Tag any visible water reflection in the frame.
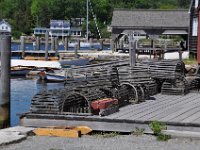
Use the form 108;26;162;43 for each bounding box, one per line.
11;78;64;126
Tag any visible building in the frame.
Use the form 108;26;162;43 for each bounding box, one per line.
34;27;49;35
111;9;189;52
190;0;200;64
0;19;11;34
49;20;70;37
33;19;82;37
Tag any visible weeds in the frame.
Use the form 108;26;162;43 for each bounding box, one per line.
91;131;120;138
132;127;145;136
149;121;171;141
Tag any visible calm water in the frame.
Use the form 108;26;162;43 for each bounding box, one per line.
11;78;65;126
11;42;110;51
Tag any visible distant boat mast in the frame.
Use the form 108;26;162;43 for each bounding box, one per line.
86;0;89;42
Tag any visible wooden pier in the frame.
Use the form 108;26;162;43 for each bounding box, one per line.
21;92;200;133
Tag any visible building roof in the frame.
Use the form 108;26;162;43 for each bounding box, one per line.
0;19;11;27
111;9;189;29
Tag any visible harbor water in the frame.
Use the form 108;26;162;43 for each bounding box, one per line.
11;42;110;51
11;77;65;126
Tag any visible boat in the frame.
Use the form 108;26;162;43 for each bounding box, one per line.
37;69;86;83
10;66;33;76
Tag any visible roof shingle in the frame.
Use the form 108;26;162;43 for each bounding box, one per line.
111;9;189;29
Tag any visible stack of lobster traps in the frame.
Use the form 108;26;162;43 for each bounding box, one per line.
30;59;196;117
140;60;189;95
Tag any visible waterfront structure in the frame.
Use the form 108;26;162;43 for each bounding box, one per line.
34;27;49;35
0;19;11;34
33;19;82;37
111;9;189;52
190;0;200;64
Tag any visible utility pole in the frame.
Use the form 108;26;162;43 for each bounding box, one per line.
0;34;11;128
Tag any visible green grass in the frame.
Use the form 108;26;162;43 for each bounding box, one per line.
149;121;171;141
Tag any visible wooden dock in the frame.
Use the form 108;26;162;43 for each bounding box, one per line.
21;92;200;133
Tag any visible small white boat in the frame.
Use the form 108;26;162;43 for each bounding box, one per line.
38;69;86;83
68;42;91;48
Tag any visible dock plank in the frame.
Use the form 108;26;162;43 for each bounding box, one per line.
106;94;177;119
115;94;194;120
126;94;196;120
139;95;200;121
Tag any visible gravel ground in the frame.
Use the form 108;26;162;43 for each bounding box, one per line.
1;134;200;150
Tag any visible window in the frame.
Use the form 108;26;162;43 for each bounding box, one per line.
192;17;198;36
195;0;199;8
2;26;4;29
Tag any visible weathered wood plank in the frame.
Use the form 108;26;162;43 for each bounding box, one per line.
106;94;176;119
141;96;200;121
126;94;197;120
115;95;187;119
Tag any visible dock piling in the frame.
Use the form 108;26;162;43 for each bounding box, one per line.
54;37;58;56
51;37;55;51
0;35;11;128
45;31;49;61
35;37;40;51
64;37;68;51
20;36;25;58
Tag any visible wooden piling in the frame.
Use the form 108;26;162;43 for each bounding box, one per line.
51;37;55;51
77;39;80;51
45;31;49;61
100;39;103;50
128;32;136;67
0;35;11;128
64;37;68;51
54;37;58;56
35;36;40;51
75;43;79;58
20;36;25;59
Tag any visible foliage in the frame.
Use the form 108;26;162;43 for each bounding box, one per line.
0;0;191;38
149;121;171;141
149;121;166;135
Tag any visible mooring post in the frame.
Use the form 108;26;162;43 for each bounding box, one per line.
64;37;68;51
20;36;25;59
128;32;136;67
35;36;40;51
54;37;58;53
0;34;11;128
51;36;55;51
100;39;103;50
44;31;49;61
178;48;182;61
75;43;78;58
77;39;80;51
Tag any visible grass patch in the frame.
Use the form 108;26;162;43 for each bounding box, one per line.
183;55;197;65
90;131;120;138
149;121;171;141
132;127;145;136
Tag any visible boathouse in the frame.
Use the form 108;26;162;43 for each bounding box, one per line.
111;9;189;52
190;0;200;64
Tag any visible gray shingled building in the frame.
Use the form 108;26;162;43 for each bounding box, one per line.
111;9;189;52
